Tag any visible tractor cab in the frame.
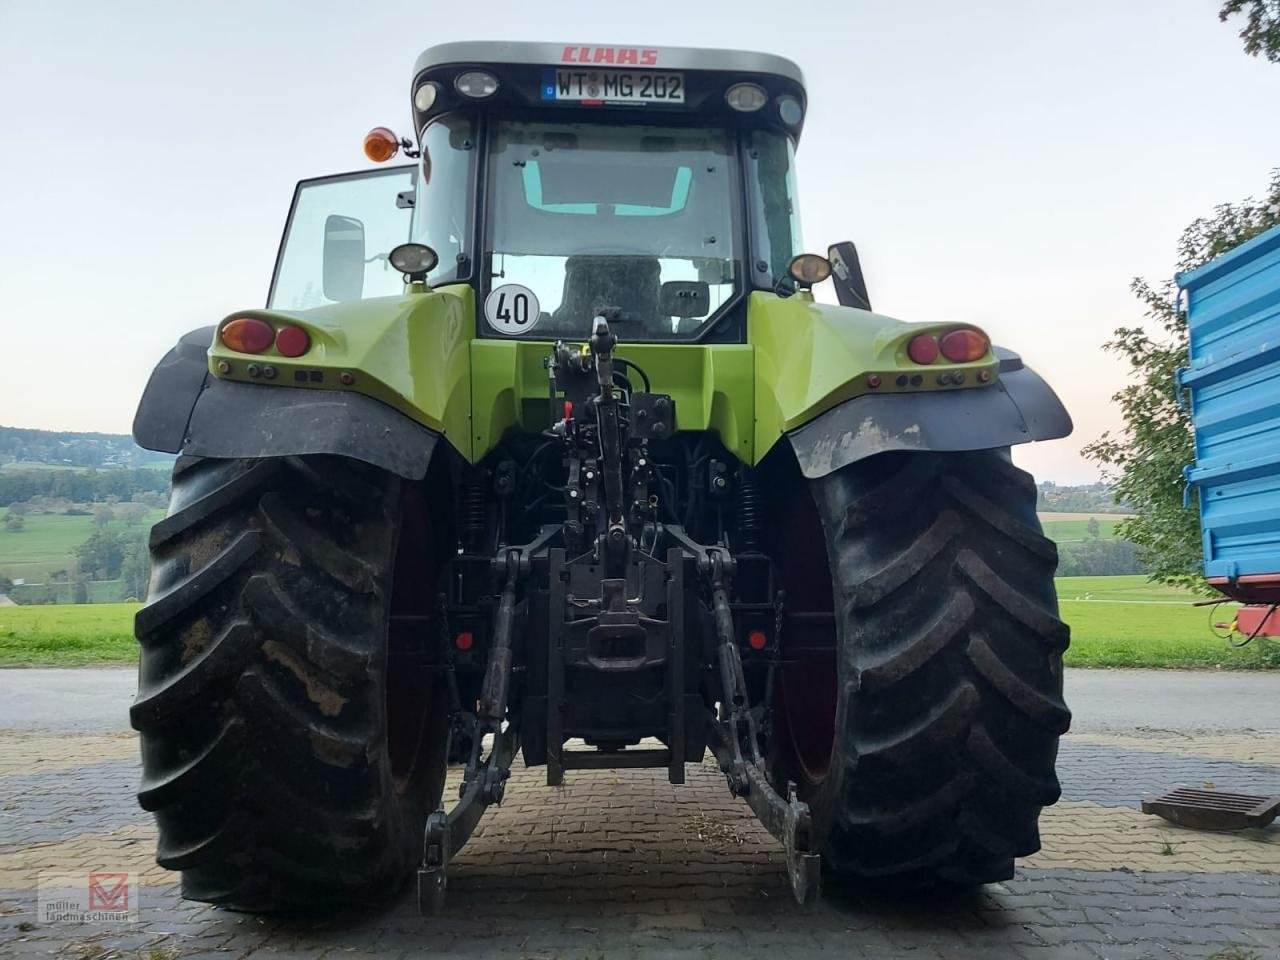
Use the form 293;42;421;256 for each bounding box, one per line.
269;41;809;343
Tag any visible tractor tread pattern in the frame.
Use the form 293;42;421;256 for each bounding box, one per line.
131;454;432;910
814;449;1069;885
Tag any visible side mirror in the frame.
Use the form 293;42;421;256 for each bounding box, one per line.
322;214;366;302
660;280;710;318
827;242;871;310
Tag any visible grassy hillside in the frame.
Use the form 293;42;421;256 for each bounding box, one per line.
0;508;1145;602
0;424;173;470
0;511;163;582
1040;517;1127;542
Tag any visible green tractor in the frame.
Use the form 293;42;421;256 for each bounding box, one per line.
131;41;1072;911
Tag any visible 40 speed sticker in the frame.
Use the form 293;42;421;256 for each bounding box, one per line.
484;283;540;335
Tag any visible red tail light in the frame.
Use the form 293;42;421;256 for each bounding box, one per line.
455;631;474;651
275;325;310;358
940;329;989;363
220;317;275;354
907;334;939;364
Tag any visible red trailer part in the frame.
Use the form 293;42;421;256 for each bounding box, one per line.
1234;603;1280;639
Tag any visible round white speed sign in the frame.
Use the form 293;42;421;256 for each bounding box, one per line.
484;283;540;335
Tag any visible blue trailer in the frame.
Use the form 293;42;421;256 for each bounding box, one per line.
1179;223;1280;630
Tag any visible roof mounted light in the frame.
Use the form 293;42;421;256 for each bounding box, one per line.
455;70;498;99
363;127;400;163
414;81;440;112
777;95;804;128
725;82;767;112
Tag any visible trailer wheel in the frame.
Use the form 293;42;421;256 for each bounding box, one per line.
131;455;451;909
771;449;1070;886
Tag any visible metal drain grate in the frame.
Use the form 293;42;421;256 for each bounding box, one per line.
1142;788;1280;831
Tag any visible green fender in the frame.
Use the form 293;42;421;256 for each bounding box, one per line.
136;286;1068;478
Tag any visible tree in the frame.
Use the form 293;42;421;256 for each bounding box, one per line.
1055;538;1146;577
1086;517;1101;540
119;532;151;601
1220;0;1280;62
92;504;114;529
75;530;126;580
1084;170;1280;589
117;502;148;527
4;515;23;533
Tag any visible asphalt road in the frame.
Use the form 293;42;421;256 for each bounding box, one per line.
0;667;135;730
0;665;1277;733
1064;668;1280;733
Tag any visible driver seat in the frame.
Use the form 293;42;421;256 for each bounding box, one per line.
552;256;661;331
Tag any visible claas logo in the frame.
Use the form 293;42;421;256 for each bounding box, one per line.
560;46;659;66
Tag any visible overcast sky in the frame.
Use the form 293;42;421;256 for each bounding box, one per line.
1;0;1278;483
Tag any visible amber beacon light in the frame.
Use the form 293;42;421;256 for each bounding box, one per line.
363;127;400;163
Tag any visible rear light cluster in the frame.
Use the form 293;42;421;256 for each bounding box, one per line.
907;328;989;365
219;318;310;358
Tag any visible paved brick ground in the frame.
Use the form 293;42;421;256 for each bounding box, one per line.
1;727;1278;959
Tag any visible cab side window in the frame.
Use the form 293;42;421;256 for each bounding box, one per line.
413;114;476;284
270;168;416;309
748;130;803;286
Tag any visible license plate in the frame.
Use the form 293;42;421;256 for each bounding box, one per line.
546;69;685;104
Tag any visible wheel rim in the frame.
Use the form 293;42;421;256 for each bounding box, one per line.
778;651;837;783
386;650;435;791
385;481;447;793
767;466;840;787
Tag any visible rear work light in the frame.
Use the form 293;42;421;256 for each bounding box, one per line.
455;70;498;99
726;83;767;112
939;328;989;362
275;325;310;358
220;317;275;354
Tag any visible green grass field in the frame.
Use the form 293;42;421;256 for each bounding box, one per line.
1056;574;1279;669
1056;574;1195;602
1039;517;1125;542
1;575;1275;668
0;603;140;666
0;510;163;581
0;514;110;581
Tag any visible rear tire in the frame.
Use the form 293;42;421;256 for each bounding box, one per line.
131;455;450;910
773;450;1070;886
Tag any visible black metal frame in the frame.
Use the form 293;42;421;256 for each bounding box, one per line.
416;321;823;910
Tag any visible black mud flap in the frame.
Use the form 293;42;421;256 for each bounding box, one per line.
786;349;1072;479
132;326;438;479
